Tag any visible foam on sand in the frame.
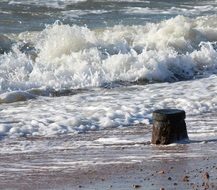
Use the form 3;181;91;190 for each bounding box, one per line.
1;75;217;138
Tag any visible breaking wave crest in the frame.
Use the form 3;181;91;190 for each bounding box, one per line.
1;15;217;102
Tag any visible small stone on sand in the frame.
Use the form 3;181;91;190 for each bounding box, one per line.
158;170;165;174
203;172;209;180
182;175;189;182
133;184;141;188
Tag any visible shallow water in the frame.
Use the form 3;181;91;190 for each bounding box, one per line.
0;115;217;189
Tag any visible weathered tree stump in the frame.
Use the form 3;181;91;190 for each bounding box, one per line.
151;109;188;145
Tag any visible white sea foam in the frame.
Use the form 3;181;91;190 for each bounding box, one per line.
62;9;110;20
1;15;217;138
1;15;217;94
1;75;217;138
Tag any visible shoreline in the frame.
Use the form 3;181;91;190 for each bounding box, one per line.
0;121;217;190
1;147;217;190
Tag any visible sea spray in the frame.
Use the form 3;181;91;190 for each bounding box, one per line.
1;16;217;97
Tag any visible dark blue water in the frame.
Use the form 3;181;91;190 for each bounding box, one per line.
0;0;216;33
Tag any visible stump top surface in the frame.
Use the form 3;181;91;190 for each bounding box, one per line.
153;109;185;121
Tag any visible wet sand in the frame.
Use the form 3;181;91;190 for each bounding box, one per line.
1;142;217;190
1;113;217;190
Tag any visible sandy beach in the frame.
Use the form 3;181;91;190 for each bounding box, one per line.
1;0;217;189
1;112;217;190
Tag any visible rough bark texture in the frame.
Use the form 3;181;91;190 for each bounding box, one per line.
151;109;188;145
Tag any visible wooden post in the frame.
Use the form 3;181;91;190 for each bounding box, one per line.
151;109;188;145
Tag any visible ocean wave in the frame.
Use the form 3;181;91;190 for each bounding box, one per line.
1;15;217;97
7;0;146;8
124;5;217;16
8;0;88;9
7;0;145;9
